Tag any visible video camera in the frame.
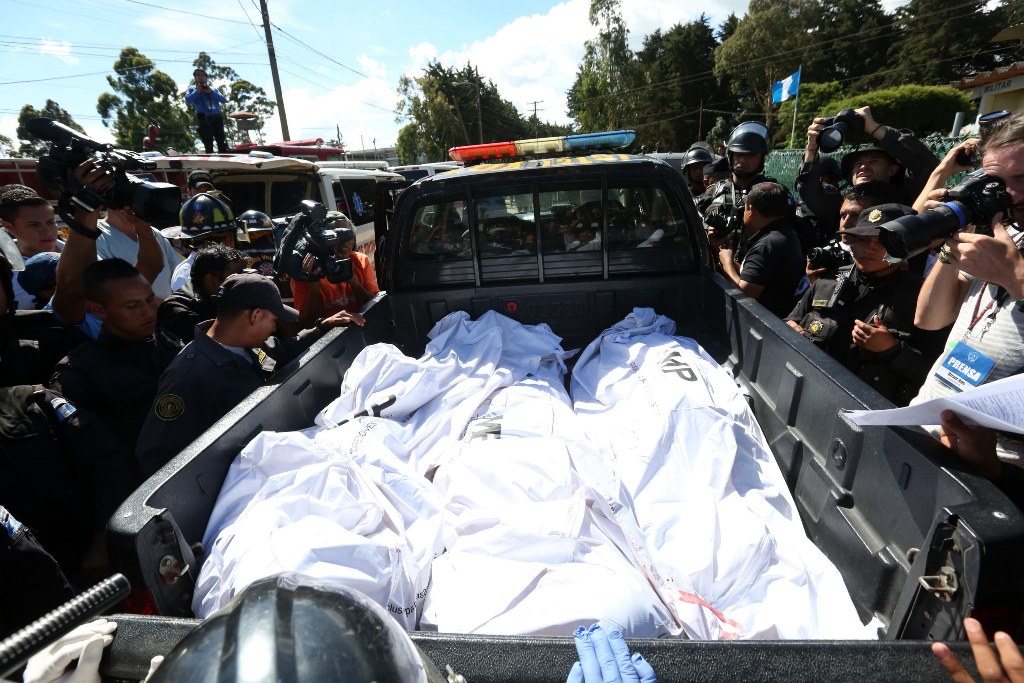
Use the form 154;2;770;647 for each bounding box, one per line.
807;240;852;271
878;170;1012;259
274;200;354;285
954;110;1012;168
28;117;180;228
817;109;865;154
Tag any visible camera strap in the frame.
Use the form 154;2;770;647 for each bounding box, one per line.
57;208;100;241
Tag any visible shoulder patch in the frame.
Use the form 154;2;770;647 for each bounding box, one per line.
154;394;185;421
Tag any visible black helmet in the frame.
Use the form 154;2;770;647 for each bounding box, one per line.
683;147;714;170
726;121;771;156
179;193;235;236
148;573;446;683
237;209;274;235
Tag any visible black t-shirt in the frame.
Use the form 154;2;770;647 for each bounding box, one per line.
739;219;805;317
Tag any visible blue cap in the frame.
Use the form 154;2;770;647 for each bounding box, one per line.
17;251;60;296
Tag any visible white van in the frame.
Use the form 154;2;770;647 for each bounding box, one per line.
389;162;463;182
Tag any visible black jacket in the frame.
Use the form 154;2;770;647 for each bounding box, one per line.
135;322;321;476
157;283;217;349
786;264;947;405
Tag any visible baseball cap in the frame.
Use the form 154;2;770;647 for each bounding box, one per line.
843;203;916;236
17;251;60;296
703;156;730;176
216;273;298;322
188;170;215;189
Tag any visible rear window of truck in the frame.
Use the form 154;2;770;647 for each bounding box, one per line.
401;176;696;283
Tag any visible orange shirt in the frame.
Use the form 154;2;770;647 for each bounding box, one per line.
291;250;379;314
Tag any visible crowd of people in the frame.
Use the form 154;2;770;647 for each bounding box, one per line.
0;164;370;638
3;105;1024;680
697;109;1024;492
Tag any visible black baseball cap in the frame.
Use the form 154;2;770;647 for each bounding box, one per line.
703;156;730;175
217;273;298;322
844;203;916;236
188;170;214;189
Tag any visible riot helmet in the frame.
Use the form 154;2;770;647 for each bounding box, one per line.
148;573;446;683
726;122;770;177
682;147;714;171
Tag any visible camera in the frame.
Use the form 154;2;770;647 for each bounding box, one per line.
878;170;1012;258
703;191;745;249
954;110;1012;167
807;240;852;271
28;117;180;227
274;200;354;285
818;109;865;153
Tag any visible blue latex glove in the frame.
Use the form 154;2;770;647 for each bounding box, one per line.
566;624;657;683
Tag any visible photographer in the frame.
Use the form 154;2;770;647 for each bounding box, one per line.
185;68;228;154
799;106;939;239
910;109;1024;471
711;182;804;318
289;211;379;329
785;204;948;406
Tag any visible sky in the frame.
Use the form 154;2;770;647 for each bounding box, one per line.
0;0;766;153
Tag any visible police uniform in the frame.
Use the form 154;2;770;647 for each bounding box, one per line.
1;504;74;636
785;205;948;405
49;329;180;454
157;283;217;350
0;385;137;578
136;275;321;476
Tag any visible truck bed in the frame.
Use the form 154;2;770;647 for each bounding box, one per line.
105;272;1024;681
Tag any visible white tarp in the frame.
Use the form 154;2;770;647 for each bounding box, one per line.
195;307;870;640
570;308;868;639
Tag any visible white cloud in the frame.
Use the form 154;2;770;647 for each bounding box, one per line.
357;55;387;79
38;38;78;66
406;42;438;75
0;115;18;151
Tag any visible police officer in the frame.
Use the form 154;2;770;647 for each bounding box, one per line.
785;204;948;406
49;258;180;455
1;504;74;636
157;242;246;348
136;273;365;476
681;144;714;197
697;122;776;255
0;383;136;587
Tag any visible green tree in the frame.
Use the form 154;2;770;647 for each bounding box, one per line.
714;0;822;130
801;0;891;87
883;0;1023;87
192;52;276;144
395;123;421;164
634;16;726;151
818;85;975;136
0;133;17;157
567;0;639;132
396;61;536;162
97;47;195;152
16;100;87;157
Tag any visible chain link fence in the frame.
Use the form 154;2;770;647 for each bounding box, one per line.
764;135;971;193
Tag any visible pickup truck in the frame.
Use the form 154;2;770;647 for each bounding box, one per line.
102;149;1024;681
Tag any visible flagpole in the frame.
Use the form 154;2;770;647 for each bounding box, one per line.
789;66;801;149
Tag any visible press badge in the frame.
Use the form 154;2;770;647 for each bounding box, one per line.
934;342;996;392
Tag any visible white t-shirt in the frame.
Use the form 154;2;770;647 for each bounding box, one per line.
171;252;197;293
912;275;1024;463
96;221;182;299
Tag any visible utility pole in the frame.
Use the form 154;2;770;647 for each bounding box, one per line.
259;0;290;141
474;66;483;144
528;100;544;138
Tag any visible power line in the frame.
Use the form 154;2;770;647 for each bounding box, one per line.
115;0;251;25
268;22;365;78
234;0;266;43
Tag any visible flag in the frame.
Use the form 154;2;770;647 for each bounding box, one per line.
771;69;801;104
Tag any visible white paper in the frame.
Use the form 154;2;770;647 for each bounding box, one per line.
844;374;1024;435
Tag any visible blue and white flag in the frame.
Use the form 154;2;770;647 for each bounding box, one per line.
771;69;801;104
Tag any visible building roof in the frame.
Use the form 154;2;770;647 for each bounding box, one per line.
954;61;1024;90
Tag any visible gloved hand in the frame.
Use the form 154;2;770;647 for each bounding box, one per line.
142;655;164;683
567;623;657;683
22;619;116;683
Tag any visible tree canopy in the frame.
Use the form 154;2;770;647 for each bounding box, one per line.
16;100;87;158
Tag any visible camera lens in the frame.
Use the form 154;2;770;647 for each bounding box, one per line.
818;124;847;153
878;205;967;259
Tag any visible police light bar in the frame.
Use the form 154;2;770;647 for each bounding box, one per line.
449;130;637;163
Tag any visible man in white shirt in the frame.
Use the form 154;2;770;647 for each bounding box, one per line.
97;207;182;300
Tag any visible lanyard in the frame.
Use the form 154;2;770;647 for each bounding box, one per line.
966;282;1008;335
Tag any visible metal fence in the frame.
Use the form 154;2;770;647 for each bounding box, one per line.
763;135;970;193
